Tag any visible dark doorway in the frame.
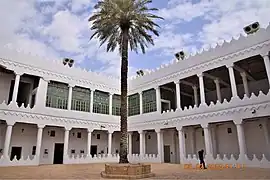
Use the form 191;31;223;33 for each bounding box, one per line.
8;80;31;106
53;143;64;164
10;146;22;161
164;145;171;163
90;145;97;157
17;82;31;107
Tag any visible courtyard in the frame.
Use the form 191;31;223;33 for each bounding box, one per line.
0;163;270;179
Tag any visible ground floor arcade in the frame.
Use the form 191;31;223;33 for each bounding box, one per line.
0;116;269;165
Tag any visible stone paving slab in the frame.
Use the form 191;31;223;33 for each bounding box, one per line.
0;163;269;179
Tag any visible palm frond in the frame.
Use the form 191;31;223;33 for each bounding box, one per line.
88;0;163;54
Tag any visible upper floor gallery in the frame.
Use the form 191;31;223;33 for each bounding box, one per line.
0;24;270;125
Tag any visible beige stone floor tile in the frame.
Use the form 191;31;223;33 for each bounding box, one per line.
0;163;269;179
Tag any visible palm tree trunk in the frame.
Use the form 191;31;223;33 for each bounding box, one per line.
119;27;129;164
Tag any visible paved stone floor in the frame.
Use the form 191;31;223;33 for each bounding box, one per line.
0;163;270;179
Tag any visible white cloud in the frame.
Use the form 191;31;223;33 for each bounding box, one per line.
153;0;270;58
1;0;269;77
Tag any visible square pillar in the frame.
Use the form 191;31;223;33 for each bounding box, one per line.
201;123;212;157
3;122;15;158
197;73;206;105
155;87;161;113
36;124;45;164
35;77;49;108
63;127;71;162
90;89;95;113
174;80;181;110
234;120;247;159
139;92;143;114
87;128;93;157
11;72;23;103
192;86;199;107
177;126;186;163
107;130;113;156
139;130;145;156
214;79;222;102
109;93;113;115
67;84;75;110
155;129;163;162
240;72;250;97
227;64;238;98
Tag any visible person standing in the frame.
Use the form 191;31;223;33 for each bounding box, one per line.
198;149;207;169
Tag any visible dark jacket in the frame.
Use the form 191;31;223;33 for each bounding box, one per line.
198;150;204;160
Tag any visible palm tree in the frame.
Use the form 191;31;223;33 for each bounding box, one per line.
89;0;163;163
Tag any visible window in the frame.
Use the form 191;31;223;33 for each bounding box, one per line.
93;91;109;114
32;146;36;155
71;149;75;154
71;87;91;112
50;130;55;137
80;150;84;154
97;134;100;139
142;89;157;113
202;130;204;136
128;94;140;116
227;128;232;134
77;132;81;138
112;95;121;116
46;81;68;109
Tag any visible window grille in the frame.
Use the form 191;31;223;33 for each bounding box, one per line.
46;81;68;109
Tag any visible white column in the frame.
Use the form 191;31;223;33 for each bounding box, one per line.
174;81;181;110
197;73;206;104
139;130;145;156
240;72;250;97
109;93;113;115
87;129;93;157
128;132;133;155
177;127;186;163
90;89;95;113
227;64;238;98
155;129;162;161
12;72;23;103
139;92;143;114
155;87;161;113
67;84;74;110
214;79;222;102
234;120;247;158
35;77;49;108
3;123;14;157
36;124;44;164
262;54;270;88
192;86;199;107
107;131;113;155
63;127;71;160
201;124;212;156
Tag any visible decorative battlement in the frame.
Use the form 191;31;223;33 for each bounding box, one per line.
128;24;270;92
0;44;120;93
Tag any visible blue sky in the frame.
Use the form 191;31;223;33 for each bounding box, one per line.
0;0;270;78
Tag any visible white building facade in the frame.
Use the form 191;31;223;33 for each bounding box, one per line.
0;26;270;168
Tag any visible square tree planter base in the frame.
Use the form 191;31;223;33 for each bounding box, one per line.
101;163;155;179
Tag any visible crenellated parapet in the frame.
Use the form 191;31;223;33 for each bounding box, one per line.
0;45;120;94
0;100;120;130
128;24;270;93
